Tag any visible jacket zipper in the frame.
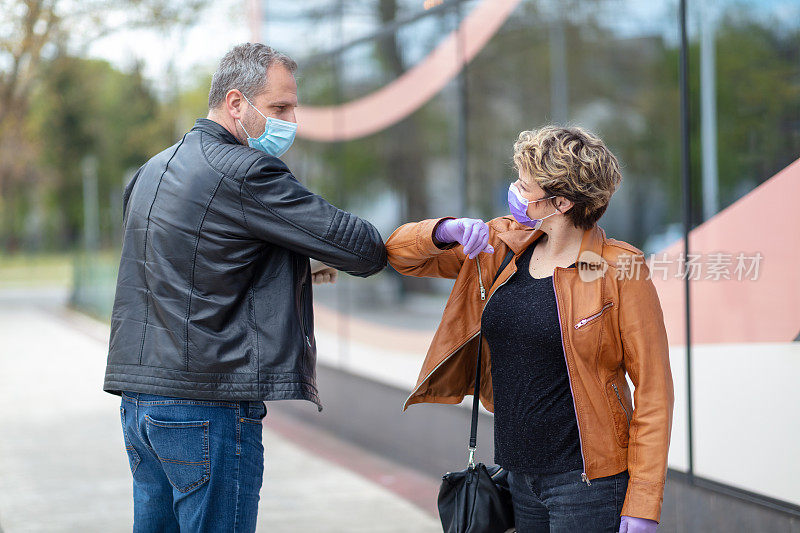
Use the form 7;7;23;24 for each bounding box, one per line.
574;302;614;329
300;282;312;348
476;259;486;300
553;267;591;486
403;256;513;409
611;382;631;426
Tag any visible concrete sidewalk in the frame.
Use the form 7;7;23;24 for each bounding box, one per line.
0;290;440;533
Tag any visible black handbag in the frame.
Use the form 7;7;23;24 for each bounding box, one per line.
437;251;516;533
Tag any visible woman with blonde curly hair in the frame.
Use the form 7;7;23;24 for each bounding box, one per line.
386;126;673;533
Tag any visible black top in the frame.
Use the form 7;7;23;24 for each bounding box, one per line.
481;240;583;474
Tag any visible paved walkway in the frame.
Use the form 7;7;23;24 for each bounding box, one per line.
0;289;440;533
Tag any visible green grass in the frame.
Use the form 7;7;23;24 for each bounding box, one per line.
0;253;74;288
0;250;120;289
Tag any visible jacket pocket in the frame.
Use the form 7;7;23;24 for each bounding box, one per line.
606;377;631;448
574;301;614;330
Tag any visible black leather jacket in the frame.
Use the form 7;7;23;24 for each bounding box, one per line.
103;118;387;410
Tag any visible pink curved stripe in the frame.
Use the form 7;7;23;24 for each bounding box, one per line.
294;0;522;142
651;156;800;345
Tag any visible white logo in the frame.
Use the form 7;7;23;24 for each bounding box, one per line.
577;251;608;282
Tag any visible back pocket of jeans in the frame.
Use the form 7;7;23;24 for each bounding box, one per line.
144;415;210;493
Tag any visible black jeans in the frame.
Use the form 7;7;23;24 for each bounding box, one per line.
507;468;629;533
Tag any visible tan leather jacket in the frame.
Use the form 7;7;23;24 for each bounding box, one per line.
386;216;674;523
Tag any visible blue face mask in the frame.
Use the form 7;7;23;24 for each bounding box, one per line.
237;92;297;158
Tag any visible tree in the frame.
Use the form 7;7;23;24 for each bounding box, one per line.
27;56;176;247
0;0;207;249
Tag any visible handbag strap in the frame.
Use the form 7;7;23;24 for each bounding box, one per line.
468;248;515;467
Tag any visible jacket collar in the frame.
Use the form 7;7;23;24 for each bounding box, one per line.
191;118;241;146
497;221;605;266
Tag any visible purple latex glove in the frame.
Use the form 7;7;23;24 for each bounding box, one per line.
434;218;495;259
619;515;658;533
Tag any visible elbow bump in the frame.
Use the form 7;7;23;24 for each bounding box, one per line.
355;253;387;278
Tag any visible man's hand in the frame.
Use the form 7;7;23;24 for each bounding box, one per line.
312;266;338;285
310;260;337;284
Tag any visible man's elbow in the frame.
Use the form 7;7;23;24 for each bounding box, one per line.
349;246;387;278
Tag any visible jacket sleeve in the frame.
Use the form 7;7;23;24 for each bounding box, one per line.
385;217;466;279
121;166;143;230
618;259;675;523
240;156;387;277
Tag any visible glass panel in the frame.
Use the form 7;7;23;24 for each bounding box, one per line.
684;0;800;506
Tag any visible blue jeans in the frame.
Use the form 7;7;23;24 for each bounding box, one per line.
507;468;629;533
120;392;268;533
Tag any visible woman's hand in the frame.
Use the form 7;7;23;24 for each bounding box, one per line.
619;515;658;533
434;218;495;259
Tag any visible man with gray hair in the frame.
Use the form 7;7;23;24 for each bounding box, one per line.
104;43;387;532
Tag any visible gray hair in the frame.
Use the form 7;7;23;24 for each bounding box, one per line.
208;43;297;109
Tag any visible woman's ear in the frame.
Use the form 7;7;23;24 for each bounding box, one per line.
556;197;574;214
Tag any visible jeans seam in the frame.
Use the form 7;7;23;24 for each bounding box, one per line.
144;416;209;429
132;415;158;456
155;457;210;465
131;397;157;456
130;399;241;408
120;406;141;476
233;435;242;532
236;405;242;456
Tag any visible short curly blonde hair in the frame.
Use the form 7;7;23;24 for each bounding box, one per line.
512;126;621;230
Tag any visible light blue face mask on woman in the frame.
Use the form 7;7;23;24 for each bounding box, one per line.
237;92;298;158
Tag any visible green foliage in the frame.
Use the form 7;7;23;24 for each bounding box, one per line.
715;14;800;204
27;56;175;248
0;0;208;252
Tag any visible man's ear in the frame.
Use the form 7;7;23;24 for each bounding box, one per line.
225;89;245;120
557;197;574;214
